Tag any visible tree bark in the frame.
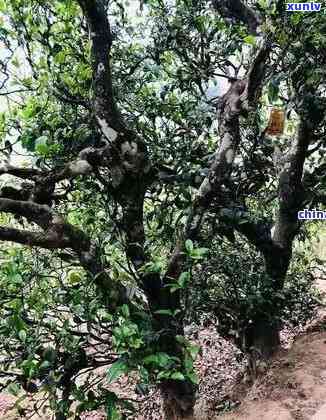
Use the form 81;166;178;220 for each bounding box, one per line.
226;118;316;364
250;319;280;359
161;379;196;420
154;300;197;419
243;317;280;378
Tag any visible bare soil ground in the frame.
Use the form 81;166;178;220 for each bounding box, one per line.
218;319;326;420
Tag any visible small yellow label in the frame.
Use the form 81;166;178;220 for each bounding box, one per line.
266;108;285;136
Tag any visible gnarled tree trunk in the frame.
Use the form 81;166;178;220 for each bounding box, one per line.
243;317;280;379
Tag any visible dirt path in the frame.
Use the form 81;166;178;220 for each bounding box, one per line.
218;321;326;420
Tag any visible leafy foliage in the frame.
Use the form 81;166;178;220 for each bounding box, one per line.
188;234;321;350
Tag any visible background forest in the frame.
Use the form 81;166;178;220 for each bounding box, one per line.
0;0;326;419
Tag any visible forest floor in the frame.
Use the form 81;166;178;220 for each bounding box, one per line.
1;280;326;420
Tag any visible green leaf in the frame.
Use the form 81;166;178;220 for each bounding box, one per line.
258;0;268;9
143;352;171;368
187;372;199;384
185;239;193;253
196;247;209;256
176;335;188;346
107;360;128;384
67;271;82;284
178;271;190;288
107;404;120;420
12;273;23;284
184;354;193;372
54;50;66;65
7;382;20;396
143;354;159;365
188;344;200;360
18;330;27;342
121;325;132;337
121;304;130;318
154;309;174;316
39;360;51;370
42;348;56;364
268;79;280;103
171;372;185;380
35;136;49;155
243;35;256;46
11;57;20;68
194;16;206;33
190;247;209;260
157;371;171;380
135;382;148;396
157;352;171;368
291;13;303;25
0;0;6;12
105;392;120;420
12;315;26;333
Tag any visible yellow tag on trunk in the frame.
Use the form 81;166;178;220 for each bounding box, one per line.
266;108;285;136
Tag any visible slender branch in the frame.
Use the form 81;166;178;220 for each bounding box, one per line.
0;88;34;96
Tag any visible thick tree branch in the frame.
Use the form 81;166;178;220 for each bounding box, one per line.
0;226;71;249
185;42;271;240
77;0;150;183
245;41;272;108
0;198;52;228
272;121;310;250
149;41;271;328
77;0;127;140
217;208;273;252
211;0;262;35
76;1;157;308
0;163;43;180
215;86;325;291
